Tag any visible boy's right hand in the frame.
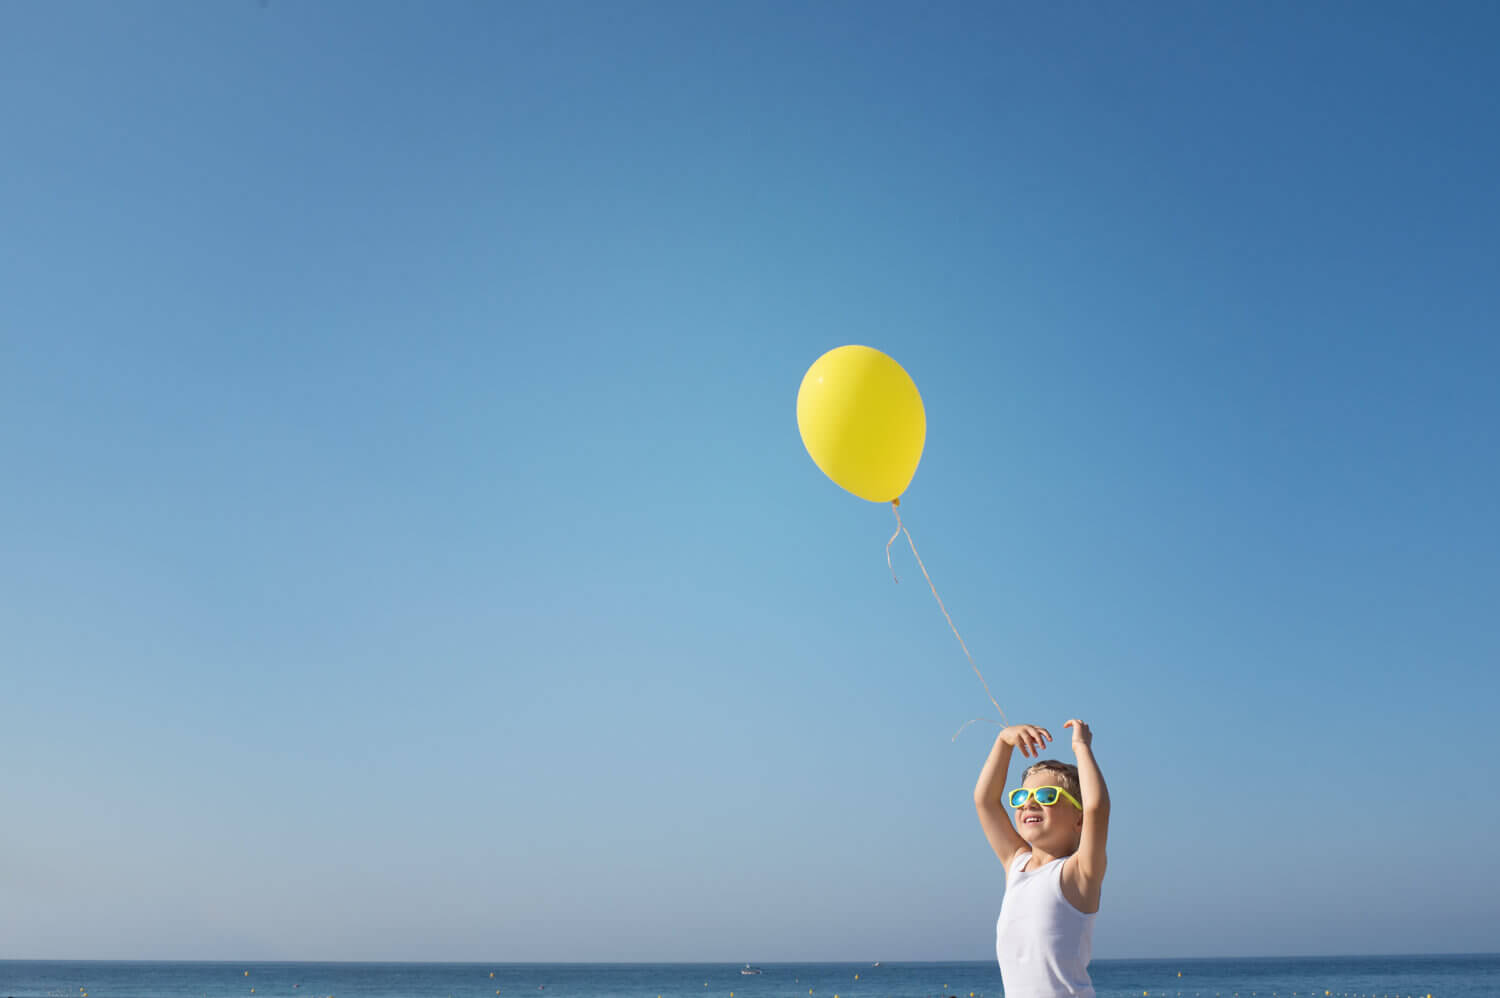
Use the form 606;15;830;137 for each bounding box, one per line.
999;724;1052;758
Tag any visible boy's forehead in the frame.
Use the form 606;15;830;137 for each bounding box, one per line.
1024;769;1065;786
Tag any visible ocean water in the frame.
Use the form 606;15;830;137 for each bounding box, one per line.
2;958;1494;998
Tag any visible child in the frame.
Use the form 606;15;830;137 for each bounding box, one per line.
974;719;1111;998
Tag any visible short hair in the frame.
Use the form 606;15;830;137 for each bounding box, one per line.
1022;759;1082;806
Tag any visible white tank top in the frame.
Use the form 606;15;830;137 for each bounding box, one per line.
994;852;1096;998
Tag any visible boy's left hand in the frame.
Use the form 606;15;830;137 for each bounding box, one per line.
1064;718;1092;751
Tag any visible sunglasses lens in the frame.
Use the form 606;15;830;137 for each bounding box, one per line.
1008;789;1028;807
1034;787;1059;805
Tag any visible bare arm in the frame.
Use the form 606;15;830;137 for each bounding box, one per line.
974;724;1052;872
1061;719;1110;912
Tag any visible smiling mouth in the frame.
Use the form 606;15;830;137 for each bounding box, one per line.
1022;815;1043;825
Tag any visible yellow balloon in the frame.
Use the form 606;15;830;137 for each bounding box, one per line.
797;345;925;503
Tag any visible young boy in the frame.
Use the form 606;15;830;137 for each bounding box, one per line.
974;719;1110;998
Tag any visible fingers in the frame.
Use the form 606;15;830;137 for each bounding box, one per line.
1003;723;1056;757
1017;724;1051;758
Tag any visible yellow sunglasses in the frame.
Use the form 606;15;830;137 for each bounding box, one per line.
1007;785;1082;810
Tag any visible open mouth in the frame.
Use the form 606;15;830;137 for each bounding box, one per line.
1022;814;1043;825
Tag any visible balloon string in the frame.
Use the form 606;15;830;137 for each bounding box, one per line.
950;717;1004;741
887;499;1009;739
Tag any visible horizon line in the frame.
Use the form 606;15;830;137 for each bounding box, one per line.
2;952;1496;965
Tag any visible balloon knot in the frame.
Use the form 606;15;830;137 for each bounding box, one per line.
892;497;901;508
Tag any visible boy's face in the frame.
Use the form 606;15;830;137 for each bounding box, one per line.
1014;770;1084;849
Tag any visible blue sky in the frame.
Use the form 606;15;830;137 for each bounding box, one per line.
3;0;1498;963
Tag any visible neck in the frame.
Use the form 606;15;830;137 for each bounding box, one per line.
1022;842;1073;868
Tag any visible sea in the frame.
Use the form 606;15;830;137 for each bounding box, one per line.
2;958;1495;998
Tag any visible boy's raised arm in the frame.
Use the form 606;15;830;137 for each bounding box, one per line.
1063;719;1110;904
975;724;1051;870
